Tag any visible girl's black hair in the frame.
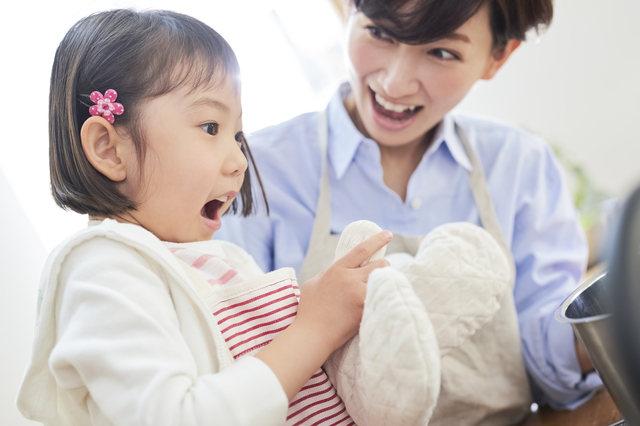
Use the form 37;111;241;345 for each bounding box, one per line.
50;9;268;217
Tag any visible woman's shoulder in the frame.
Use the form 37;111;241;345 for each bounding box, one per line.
451;110;552;161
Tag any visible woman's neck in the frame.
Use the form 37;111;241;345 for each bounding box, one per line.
344;95;437;201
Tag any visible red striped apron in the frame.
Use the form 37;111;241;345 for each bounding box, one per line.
167;243;354;426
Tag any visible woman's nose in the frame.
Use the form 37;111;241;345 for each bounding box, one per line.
378;49;420;99
224;137;248;177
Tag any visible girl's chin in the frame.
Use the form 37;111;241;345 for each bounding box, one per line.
202;215;222;232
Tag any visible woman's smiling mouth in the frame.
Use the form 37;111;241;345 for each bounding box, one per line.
369;87;423;131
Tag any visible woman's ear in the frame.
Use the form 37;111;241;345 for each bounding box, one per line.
80;117;131;182
480;39;522;80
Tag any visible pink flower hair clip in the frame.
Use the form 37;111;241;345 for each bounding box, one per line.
89;89;124;124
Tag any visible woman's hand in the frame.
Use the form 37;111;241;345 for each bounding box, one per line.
254;230;392;401
297;230;393;352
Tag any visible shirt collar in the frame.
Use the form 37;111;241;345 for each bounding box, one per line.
327;83;365;180
428;114;473;172
326;82;472;179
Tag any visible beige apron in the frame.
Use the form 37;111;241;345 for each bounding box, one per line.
299;111;532;425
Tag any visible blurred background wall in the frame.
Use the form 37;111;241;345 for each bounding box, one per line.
1;0;638;423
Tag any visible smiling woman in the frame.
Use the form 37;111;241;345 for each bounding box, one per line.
216;0;605;423
344;6;519;163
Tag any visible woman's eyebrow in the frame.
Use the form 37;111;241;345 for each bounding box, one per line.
442;32;471;44
188;97;230;112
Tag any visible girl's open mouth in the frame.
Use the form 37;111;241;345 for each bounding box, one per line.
201;196;229;232
201;199;223;221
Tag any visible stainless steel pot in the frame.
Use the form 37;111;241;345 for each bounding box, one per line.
556;271;640;425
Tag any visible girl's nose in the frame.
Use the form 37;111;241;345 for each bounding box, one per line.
378;49;420;99
224;136;248;177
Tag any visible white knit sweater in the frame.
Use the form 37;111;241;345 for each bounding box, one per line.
16;219;288;426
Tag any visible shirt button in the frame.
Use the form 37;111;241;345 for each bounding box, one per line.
411;198;422;210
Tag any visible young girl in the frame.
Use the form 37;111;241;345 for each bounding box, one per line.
16;9;393;425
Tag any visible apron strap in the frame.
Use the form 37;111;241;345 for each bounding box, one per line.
315;109;332;237
300;110;516;286
456;122;516;285
297;110;333;281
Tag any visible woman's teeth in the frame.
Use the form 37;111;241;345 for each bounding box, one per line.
215;195;228;203
374;93;417;113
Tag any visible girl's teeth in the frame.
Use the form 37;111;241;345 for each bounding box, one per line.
374;92;417;113
215;196;228;203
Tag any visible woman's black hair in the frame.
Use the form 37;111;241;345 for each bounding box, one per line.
50;9;268;217
351;0;553;48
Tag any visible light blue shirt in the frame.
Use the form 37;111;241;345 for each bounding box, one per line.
217;83;603;409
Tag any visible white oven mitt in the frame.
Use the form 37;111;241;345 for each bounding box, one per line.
386;222;510;356
324;221;441;426
323;220;510;426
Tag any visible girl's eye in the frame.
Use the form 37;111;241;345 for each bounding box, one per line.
366;25;391;42
430;48;459;61
200;122;219;135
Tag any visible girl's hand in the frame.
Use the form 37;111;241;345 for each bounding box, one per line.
297;230;393;352
255;230;392;401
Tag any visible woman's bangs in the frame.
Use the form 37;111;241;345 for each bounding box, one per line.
357;0;484;45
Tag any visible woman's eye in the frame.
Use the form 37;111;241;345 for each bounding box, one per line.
430;48;459;61
200;122;219;135
366;25;391;42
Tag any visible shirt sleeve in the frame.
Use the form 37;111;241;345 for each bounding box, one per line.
511;142;603;409
218;207;275;273
50;237;288;426
217;114;322;275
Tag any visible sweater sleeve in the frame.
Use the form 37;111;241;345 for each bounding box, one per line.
49;237;288;426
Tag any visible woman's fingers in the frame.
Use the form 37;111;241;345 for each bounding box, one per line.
334;231;393;269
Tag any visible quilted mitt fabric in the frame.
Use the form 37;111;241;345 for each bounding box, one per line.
386;222;510;356
324;267;441;426
325;221;441;426
324;220;511;426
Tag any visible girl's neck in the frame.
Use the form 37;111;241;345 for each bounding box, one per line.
344;94;437;201
89;213;142;227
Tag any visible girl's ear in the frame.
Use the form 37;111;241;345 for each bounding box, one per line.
80;117;131;182
480;39;522;80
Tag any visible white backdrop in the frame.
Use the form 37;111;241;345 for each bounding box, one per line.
458;0;640;199
1;0;638;424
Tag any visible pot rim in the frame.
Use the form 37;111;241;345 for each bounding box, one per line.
555;270;612;324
